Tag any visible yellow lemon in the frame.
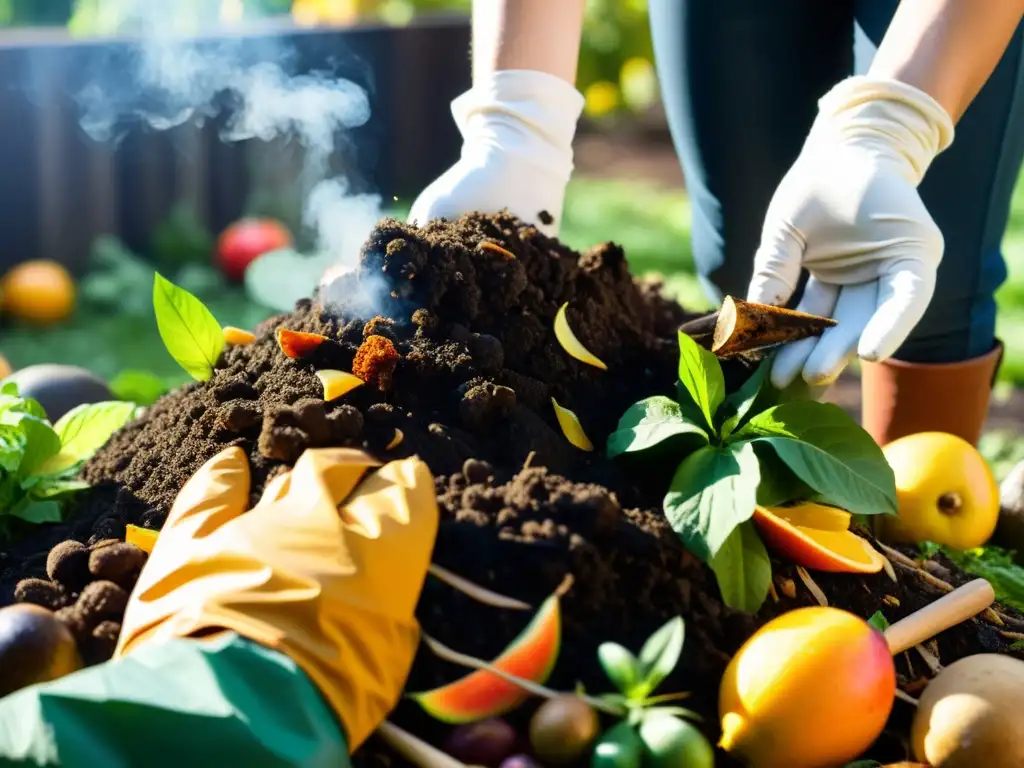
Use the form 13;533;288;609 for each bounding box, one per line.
877;432;999;550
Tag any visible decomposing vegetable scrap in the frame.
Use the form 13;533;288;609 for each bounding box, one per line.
277;328;330;359
550;397;594;451
385;429;404;451
477;241;516;261
553;302;608;371
352;335;399;391
315;370;364;402
222;326;256;346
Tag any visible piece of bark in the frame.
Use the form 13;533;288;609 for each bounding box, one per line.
679;296;836;359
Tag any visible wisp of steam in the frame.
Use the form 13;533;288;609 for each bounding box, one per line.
74;0;385;309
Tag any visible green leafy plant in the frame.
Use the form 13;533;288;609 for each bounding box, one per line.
608;332;898;613
153;273;225;382
109;369;169;407
0;383;135;536
918;541;1024;612
867;610;889;632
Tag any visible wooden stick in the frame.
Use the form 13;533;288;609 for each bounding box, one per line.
884;579;995;656
677;296;836;359
376;722;476;768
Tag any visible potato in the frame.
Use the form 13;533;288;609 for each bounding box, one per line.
0;604;82;697
912;653;1024;767
2;364;113;421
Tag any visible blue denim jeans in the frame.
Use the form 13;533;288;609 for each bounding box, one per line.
648;0;1024;364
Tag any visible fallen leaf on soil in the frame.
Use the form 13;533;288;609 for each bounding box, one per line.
315;369;364;402
222;326;256;346
125;524;158;554
277;328;329;359
553;303;607;371
550;397;594;451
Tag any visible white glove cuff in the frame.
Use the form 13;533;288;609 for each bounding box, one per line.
450;70;586;182
816;75;955;185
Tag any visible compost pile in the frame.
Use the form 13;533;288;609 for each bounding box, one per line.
2;211;1023;766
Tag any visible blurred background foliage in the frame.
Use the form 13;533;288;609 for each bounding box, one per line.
0;0;658;119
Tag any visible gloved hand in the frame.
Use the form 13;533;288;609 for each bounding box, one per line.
747;76;955;389
115;446;439;752
408;70;586;237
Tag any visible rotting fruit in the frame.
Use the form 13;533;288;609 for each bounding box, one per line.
638;712;714;768
412;591;562;723
718;606;895;768
529;695;600;765
0;260;76;325
216;217;293;282
911;653;1024;768
753;505;886;574
0;604;82;697
877;431;999;550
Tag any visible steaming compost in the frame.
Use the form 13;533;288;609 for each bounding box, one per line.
1;211;1022;766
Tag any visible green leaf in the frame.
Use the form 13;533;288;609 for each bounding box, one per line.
676;331;725;433
0;425;25;473
710;520;772;613
5;413;61;478
641;705;702;722
153;272;225;382
109;369;168;406
751;443;817;507
867;611;889;632
735;402;897;515
8;499;62;524
36;401;136;476
663;442;761;562
597;642;640;695
718;360;767;438
607;396;709;459
636;616;685;696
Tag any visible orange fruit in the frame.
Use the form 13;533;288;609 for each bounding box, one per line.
753;505;886;574
0;604;82;697
0;260;76;325
877;432;999;550
719;606;896;768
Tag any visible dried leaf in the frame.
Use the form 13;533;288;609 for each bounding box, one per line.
554;303;608;370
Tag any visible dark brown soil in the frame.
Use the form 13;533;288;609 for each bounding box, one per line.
2;211;1022;767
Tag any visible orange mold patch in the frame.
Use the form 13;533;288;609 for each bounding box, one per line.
753;505;885;574
352;334;399;390
411;591;562;723
277;328;329;359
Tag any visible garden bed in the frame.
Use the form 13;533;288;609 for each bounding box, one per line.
2;211;1023;766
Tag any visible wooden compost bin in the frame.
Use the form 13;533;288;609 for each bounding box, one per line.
0;15;471;275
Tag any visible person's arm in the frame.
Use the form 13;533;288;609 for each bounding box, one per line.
470;0;586;85
870;0;1024;122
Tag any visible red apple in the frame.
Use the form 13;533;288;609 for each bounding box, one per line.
215;218;293;282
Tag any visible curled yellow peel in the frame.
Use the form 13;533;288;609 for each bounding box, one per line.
551;397;594;451
126;524;159;554
223;326;256;345
316;369;364;401
554;303;607;370
386;428;404;450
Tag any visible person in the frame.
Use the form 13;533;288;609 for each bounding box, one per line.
410;0;1024;447
0;446;439;766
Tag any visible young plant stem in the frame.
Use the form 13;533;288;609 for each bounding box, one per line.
427;564;532;610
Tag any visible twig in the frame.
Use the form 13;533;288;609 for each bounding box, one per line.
376;722;471;768
420;633;622;716
914;644;943;676
428;564;531;610
795;566;828;607
894;689;919;707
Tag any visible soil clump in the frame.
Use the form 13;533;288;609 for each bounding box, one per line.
1;211;1021;766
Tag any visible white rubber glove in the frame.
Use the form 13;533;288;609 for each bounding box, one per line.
747;76;955;389
408;70;585;238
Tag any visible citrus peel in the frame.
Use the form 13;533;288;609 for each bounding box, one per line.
551;398;594;451
316;369;364;401
277;328;329;359
553;303;607;371
386;429;404;450
753;505;886;574
223;326;256;345
125;524;159;555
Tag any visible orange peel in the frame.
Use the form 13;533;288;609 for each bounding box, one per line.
125;524;159;555
315;369;364;402
277;328;329;359
753;506;886;574
554;303;607;371
223;326;256;346
551;397;594;451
